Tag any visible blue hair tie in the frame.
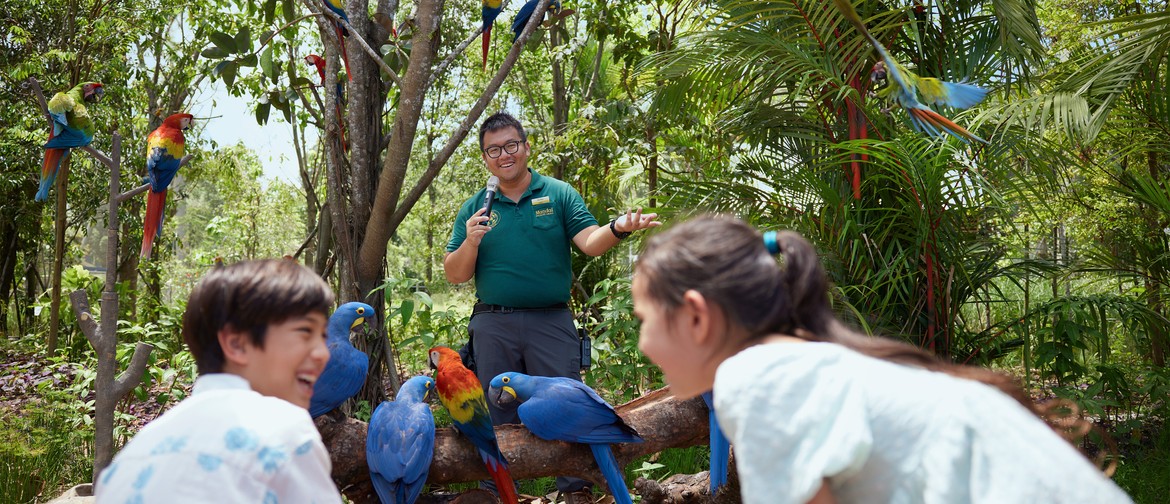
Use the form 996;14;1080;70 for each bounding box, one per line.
763;230;780;255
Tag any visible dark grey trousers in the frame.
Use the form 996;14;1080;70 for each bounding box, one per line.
469;308;591;493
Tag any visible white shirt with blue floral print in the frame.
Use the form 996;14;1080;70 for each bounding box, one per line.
95;373;342;503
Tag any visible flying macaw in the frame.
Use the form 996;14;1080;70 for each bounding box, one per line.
481;0;503;71
510;0;572;42
38;82;104;202
702;391;730;496
321;0;353;81
488;372;643;504
367;375;436;504
428;346;518;504
139;113;193;260
833;0;988;143
305;54;348;151
309;301;374;418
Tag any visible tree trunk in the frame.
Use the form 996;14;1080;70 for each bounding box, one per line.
317;387;709;504
551;25;568;180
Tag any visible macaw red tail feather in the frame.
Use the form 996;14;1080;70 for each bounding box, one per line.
38;148;71;202
482;26;492;71
141;189;168;260
336;25;353;81
484;460;518;504
907;107;987;144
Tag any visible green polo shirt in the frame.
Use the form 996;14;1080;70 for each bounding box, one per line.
446;169;597;307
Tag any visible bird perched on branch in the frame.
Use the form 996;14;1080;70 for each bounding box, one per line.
367;375;436;504
321;0;353;81
140;112;193;260
38;81;104;202
305;54;348;151
309;302;374;418
834;0;988;143
489;372;643;504
429;346;518;504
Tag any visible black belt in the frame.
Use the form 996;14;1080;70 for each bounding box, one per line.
472;302;570;315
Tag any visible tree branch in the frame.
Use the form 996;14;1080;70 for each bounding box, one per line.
68;289;100;348
113;342;154;398
302;2;404;88
381;0;553;236
318;387;709;503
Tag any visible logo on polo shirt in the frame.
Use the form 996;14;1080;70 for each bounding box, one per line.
488;210;500;227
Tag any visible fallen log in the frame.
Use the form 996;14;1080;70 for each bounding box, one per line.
317;386;710;503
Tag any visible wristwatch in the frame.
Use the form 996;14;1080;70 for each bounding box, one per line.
610;219;632;240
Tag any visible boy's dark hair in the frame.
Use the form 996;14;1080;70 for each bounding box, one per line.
182;259;334;375
478;112;527;149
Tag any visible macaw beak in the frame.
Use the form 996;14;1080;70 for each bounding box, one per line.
488;385;517;407
84;85;104;103
428;353;439;370
350;317;365;330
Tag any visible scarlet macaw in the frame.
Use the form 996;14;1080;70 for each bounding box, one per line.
481;0;503;71
510;0;572;42
38;82;104;202
138;113;192;260
367;375;436;504
702;391;730;495
834;0;988;143
309;301;374;418
428;346;518;504
489;372;643;504
305;54;348;151
321;0;353;81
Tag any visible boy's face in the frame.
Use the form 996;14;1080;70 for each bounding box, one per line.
633;274;710;399
234;313;330;409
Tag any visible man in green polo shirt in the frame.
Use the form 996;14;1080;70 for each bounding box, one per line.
445;112;659;502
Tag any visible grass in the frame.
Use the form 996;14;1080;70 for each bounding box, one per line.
0;400;93;504
1114;423;1170;504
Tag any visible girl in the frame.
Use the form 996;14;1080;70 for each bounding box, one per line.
632;215;1130;504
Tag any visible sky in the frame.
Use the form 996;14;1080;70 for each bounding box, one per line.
188;78;316;185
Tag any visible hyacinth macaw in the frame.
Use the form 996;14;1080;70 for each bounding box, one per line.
367;375;436;504
38;82;105;202
489;372;643;504
481;0;503;71
833;0;988;143
138;113;193;260
305;54;348;151
428;346;518;504
510;0;572;42
321;0;353;81
309;301;374;418
702;391;730;495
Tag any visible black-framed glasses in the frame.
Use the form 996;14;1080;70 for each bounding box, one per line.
483;140;523;159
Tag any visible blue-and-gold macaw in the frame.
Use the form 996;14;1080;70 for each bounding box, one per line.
481;0;503;71
702;391;730;495
833;0;988;143
429;346;518;504
510;0;572;42
367;375;436;504
489;372;643;504
38;82;104;202
322;0;353;81
139;113;193;260
309;301;373;418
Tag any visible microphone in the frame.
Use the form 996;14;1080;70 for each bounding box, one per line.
481;175;499;225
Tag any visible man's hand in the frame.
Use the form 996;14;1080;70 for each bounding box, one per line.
464;207;492;247
614;208;662;233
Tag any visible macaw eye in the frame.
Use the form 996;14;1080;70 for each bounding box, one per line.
502;376;510;384
356;307;365;315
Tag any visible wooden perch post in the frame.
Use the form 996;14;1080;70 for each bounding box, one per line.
316;387;711;503
28;77;170;483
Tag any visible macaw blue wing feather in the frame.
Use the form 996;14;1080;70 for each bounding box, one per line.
309;302;374;418
702;391;730;495
368;376;436;504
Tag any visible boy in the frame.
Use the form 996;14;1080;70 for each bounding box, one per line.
95;259;343;503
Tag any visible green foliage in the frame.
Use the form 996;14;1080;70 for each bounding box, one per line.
0;398;94;503
581;278;663;401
